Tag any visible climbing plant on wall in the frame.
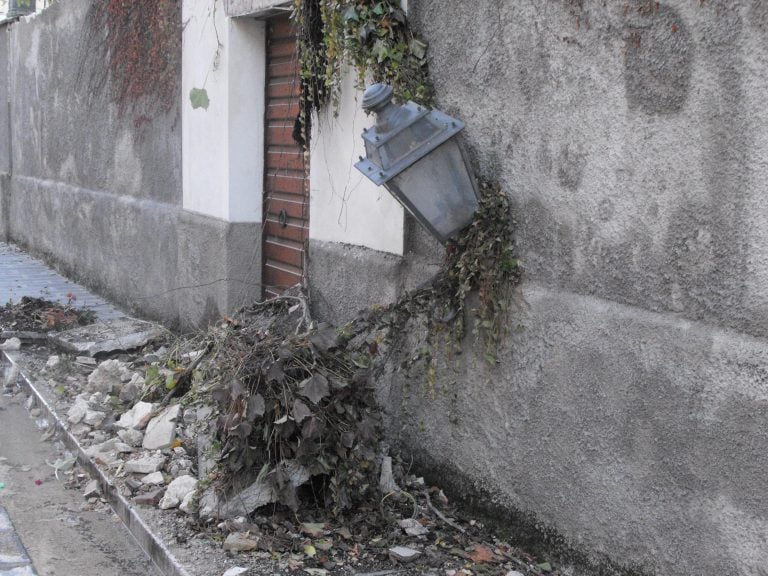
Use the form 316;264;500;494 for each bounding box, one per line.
292;1;520;367
77;0;181;122
292;0;431;144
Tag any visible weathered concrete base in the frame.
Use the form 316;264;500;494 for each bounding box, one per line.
308;239;404;324
307;223;442;325
176;210;262;330
382;282;768;576
0;173;9;242
7;176;261;329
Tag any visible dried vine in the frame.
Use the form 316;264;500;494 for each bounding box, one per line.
292;0;431;144
77;0;181;123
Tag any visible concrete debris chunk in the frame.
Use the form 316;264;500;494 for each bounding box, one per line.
67;396;90;425
124;453;166;475
86;359;123;394
398;518;429;536
388;546;422;563
76;356;97;366
117;428;144;447
116;401;154;430
142;471;165;486
134;487;166;506
45;355;61;368
222;532;260;552
83;410;106;428
48;318;166;356
159;475;198;510
222;568;249;576
119;373;143;403
379;455;400;494
83;479;100;499
199;460;309;519
143;404;181;450
179;491;197;514
85;438;119;458
0;337;21;351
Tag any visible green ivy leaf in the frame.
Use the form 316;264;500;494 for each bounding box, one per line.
189;87;210;110
409;38;427;60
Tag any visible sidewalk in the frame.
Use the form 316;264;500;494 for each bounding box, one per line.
0;243;124;322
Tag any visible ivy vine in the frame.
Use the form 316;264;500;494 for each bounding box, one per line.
292;0;431;144
77;0;181;124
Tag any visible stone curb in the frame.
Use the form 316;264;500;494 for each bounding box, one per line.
1;351;192;576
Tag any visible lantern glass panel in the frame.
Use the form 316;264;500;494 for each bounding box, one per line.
387;139;478;242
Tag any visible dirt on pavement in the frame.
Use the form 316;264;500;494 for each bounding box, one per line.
0;379;160;576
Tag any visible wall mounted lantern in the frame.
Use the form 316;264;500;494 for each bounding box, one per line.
354;84;479;244
7;0;35;18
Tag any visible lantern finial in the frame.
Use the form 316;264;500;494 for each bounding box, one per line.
362;84;394;113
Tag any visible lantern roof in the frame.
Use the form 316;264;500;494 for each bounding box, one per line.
354;84;465;186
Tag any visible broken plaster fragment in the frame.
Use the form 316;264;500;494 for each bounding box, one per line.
389;546;422;563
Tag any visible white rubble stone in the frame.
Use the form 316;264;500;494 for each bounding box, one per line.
119;373;144;403
199;460;308;519
119;366;134;383
85;438;119;457
388;546;421;563
143;404;181;450
71;423;91;437
142;471;165;485
117;428;144;447
179;490;197;514
83;479;100;499
222;568;249;576
158;475;197;510
0;337;21;351
124;453;166;474
46;355;61;369
67;396;90;425
116;401;154;430
87;359;124;394
398;518;430;536
83;410;106;428
114;442;135;453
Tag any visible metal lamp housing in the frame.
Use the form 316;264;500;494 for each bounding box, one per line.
354;84;479;244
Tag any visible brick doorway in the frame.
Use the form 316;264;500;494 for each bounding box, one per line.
262;14;309;299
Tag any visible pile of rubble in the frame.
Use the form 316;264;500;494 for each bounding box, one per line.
1;298;558;576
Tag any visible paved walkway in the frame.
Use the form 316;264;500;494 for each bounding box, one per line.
0;243;124;322
0;507;35;575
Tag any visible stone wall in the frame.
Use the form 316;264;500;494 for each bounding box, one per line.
309;1;768;574
1;0;260;328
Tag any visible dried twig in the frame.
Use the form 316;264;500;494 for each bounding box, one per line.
425;491;466;534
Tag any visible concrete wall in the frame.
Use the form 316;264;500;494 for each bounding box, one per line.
309;70;406;256
309;0;768;574
2;0;261;328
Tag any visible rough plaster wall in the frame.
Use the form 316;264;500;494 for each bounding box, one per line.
389;1;768;574
388;285;768;575
312;1;768;574
410;0;768;340
3;0;260;328
8;0;181;204
0;24;9;240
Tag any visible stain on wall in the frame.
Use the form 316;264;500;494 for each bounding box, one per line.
623;3;694;115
